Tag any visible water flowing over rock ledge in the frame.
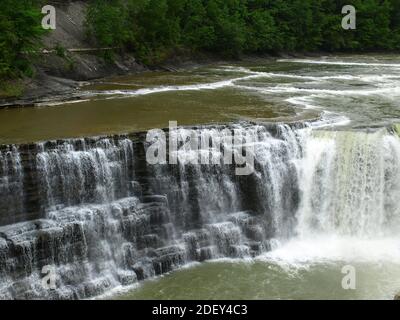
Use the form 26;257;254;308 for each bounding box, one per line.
1;121;400;299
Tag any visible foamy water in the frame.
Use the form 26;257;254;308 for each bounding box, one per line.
259;236;400;267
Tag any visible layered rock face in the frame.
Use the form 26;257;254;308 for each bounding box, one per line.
0;123;300;299
2;123;399;299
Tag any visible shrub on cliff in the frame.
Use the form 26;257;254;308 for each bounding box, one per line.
85;0;131;49
0;0;45;79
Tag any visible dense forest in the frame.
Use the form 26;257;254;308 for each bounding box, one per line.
1;0;400;80
85;0;400;64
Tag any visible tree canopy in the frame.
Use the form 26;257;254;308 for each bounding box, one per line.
86;0;400;63
1;0;399;79
0;0;45;79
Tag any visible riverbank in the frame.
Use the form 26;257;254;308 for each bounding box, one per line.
0;49;342;109
0;52;284;109
0;48;393;109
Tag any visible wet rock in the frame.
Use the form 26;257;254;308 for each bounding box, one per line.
0;123;303;299
117;270;137;286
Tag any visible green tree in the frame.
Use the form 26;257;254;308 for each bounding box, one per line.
181;0;216;51
85;0;130;48
0;0;45;79
205;0;248;56
353;0;393;50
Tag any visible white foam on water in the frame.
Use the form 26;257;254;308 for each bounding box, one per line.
278;59;400;68
359;74;400;83
265;72;358;81
93;261;203;300
93;281;141;300
286;95;321;109
308;112;351;128
246;85;400;96
35;99;91;107
220;66;359;81
258;236;400;268
90;73;271;98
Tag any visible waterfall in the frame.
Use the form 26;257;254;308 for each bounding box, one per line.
296;129;400;238
0;123;399;299
0;146;24;224
36;138;135;209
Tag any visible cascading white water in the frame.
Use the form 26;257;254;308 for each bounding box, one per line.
260;127;400;275
295;128;400;238
1;123;400;299
0;146;24;221
36;138;135;208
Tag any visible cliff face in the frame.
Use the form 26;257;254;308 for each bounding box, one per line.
0;0;146;107
38;1;145;81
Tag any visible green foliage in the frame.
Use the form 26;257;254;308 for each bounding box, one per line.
85;0;131;48
2;0;400;80
245;8;279;52
126;0;182;63
55;43;66;58
86;0;400;64
354;0;393;50
0;80;24;98
0;0;45;79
